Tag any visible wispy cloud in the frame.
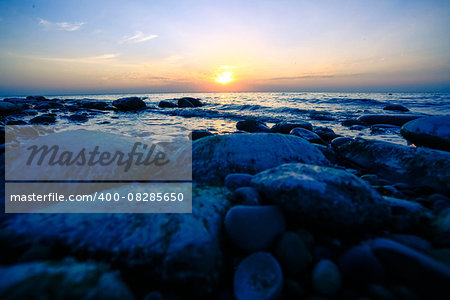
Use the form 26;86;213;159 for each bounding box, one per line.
268;73;367;81
36;53;119;64
38;18;85;31
120;31;158;44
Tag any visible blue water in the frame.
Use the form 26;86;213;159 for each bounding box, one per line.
5;92;450;144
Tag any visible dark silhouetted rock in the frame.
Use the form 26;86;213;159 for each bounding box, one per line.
384;104;409;112
276;232;312;276
0;102;22;115
190;130;213;141
29;115;57;124
314;127;341;141
158;100;177;108
233;187;261;205
400;115;450;151
290;127;325;144
237;120;270;133
224;173;254;190
68;114;89;122
112;97;146;111
271;121;313;133
331;137;353;149
357;114;422;126
177;98;195;108
312;259;342;295
80;101;109;110
342;119;367;127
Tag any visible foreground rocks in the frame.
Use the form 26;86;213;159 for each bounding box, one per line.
400;115;450;151
357;114;423;126
192;133;329;185
236;120;270;133
112;97;146;111
335;138;450;194
251;163;391;232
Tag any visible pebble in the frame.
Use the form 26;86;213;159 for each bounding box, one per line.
236;120;270;133
233;187;261;205
275;232;312;275
312;259;342;295
270;121;313;133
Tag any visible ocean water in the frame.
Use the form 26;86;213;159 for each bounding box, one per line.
9;92;450;144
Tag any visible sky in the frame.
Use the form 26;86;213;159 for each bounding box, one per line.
0;0;449;95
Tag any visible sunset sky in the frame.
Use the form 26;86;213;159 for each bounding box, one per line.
0;0;449;95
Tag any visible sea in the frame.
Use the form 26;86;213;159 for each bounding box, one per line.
5;92;450;145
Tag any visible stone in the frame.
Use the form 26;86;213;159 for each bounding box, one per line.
34;102;63;110
5;120;27;125
431;209;450;246
233;187;261;205
177;98;195;108
314;127;340;141
251;163;391;232
275;232;312;275
68;114;88;122
112;97;146;111
383;104;409;112
158;100;177;108
400;115;450;151
225;205;286;252
29;115;57;124
342;119;366;127
331;137;353;149
367;284;397;300
234;252;283;300
224;173;254;190
290;127;325;144
370;238;450;298
388;234;431;253
338;244;385;285
309;112;335;121
0;101;22;115
190;130;214;141
236;120;270;133
335;138;450;194
270;121;313;133
80;101;109;110
357;115;423;126
312;259;342;295
193;133;328;185
0;259;134;300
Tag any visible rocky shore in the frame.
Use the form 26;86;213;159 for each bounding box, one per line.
0;96;449;299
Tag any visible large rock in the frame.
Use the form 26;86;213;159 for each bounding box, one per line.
400;115;450;151
270;121;313;134
370;238;450;298
236;120;270;133
0;101;22;115
112;97;146;111
312;259;342;295
3;187;231;294
251;163;391;232
234;252;283;300
192;133;328;185
0;259;134;300
357;114;423;126
335;138;450;194
383;104;409;112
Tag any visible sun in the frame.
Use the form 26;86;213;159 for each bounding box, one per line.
215;66;233;84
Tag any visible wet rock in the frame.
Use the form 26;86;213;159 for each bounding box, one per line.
0;259;134;300
357;115;422;126
350;125;366;131
275;232;312;276
177;97;202;107
400;115;450;151
370;238;450;298
290;127;325;144
335;138;450;194
388;234;431;253
338;244;385;285
342;119;366;127
5;120;27;125
4;187;231;293
225;205;285;252
224;173;254;190
431;209;450;246
251;163;390;232
270;121;313;133
383;196;432;232
237;120;270;133
190;130;213;141
34;102;63;110
233;187;261;205
29;115;57;124
26;96;47;101
234;252;283;300
312;259;342;295
68;114;89;122
193;133;328;185
80;101;109;110
309;112;335;121
383;104;409;112
158;100;177;108
331;137;353;149
314;127;341;142
0;102;22;115
112;97;146;111
22;109;38;116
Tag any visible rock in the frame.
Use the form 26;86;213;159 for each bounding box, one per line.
331;137;353;149
224;173;254;190
236;120;270;133
309;112;335;121
357;115;422;126
251;163;390;232
383;197;432;232
27;96;47;101
350;125;366;131
367;284;397;300
233;187;261;205
384;104;409;112
431;209;450;246
314;127;341;142
270;121;313;133
400;115;450;151
225;205;286;252
338;244;385;285
234;252;283;300
387;234;431;253
112;97;146;111
80;101;109;110
177;98;195;108
158;100;178;108
370;238;450;298
0;102;22;115
34;102;63;110
3;187;231;294
334;138;450;194
193;133;328;185
5;120;27;125
29;115;57;124
342;119;366;127
275;232;312;276
290;128;325;144
22;109;38;116
190;130;213;141
68;114;88;122
0;259;134;300
312;259;342;295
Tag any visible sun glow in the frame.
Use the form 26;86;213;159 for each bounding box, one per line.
215;66;233;84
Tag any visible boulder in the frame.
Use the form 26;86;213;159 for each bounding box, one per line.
312;259;342;295
234;252;283;300
29;115;57;124
270;121;313;133
193;133;328;185
334;138;450;194
236;120;270;133
0;102;22;115
177;98;195;108
313;127;340;141
357;114;422;126
400;115;450;151
275;232;312;276
383;104;409;112
112;97;146;111
290;127;325;144
158;100;177;108
80;101;109;110
251;163;391;232
224;173;254;190
68;114;88;122
190;130;214;141
233;187;261;205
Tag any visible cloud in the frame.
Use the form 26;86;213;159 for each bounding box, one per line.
268;73;367;81
38;18;85;31
120;31;158;44
36;53;119;64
